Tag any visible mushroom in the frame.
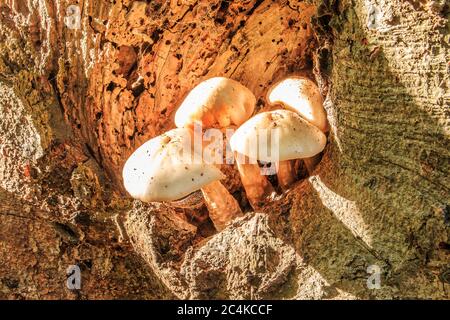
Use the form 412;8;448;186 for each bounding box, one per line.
267;76;329;183
232;155;277;209
267;76;329;132
122;128;242;231
175;77;256;129
175;76;274;211
230;110;326;198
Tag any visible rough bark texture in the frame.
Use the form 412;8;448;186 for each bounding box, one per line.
0;0;449;299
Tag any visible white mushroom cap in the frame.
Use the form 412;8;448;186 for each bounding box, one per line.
229;110;326;163
122;128;225;202
267;76;329;132
175;77;256;129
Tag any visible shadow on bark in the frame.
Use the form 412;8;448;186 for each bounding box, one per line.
275;1;450;299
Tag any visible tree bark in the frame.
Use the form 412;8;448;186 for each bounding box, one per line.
0;0;448;299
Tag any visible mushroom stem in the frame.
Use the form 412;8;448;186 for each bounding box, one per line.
200;180;243;231
303;154;322;175
168;190;205;209
235;153;275;210
276;160;297;191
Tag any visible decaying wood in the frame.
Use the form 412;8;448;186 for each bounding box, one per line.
0;0;448;299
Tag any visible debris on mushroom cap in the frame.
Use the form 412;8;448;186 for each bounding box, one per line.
267;76;329;132
122;128;225;202
175;77;256;128
229;109;326;163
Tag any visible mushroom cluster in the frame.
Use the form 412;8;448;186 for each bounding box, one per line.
230;76;329;208
123;76;328;231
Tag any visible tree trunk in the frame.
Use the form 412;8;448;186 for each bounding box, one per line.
0;0;448;299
